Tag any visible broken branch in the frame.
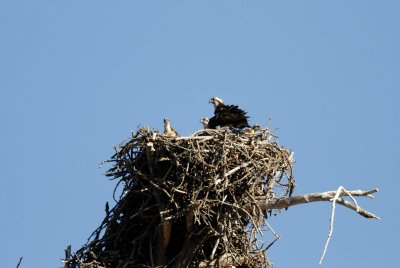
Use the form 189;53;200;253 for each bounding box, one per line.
255;188;379;219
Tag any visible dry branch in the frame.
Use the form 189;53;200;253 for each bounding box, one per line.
255;188;379;219
15;257;23;268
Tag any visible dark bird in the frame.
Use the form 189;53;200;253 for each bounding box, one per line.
163;117;180;137
208;97;250;129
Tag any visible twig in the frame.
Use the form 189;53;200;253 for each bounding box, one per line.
265;220;280;240
175;135;213;141
210;237;221;261
318;186;342;265
224;161;253;177
198;253;246;268
341;187;359;212
63;245;71;267
15;257;23;268
145;142;154;177
149;236;154;267
318;186;370;265
264;220;280;251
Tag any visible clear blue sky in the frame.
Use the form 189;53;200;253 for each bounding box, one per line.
1;1;399;267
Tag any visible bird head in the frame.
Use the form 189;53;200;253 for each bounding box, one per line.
209;97;224;109
200;117;209;128
163;117;170;129
252;123;261;131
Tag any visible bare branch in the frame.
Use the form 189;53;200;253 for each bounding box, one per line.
15;257;23;268
319;186;343;265
255;188;380;219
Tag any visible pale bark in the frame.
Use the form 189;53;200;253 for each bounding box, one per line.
253;188;379;219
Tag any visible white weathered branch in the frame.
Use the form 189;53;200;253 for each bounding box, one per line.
255;188;380;219
317;186;378;265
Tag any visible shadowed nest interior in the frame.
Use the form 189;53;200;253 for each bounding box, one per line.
65;127;295;268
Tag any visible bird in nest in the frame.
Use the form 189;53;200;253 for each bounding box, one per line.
200;117;209;129
163;117;180;137
207;97;250;129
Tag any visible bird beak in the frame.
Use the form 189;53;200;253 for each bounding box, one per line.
209;99;213;104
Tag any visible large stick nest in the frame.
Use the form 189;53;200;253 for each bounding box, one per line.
66;127;295;268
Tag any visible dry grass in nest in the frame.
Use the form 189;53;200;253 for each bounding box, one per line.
65;127;295;268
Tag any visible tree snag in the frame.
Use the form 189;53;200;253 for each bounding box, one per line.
63;127;378;268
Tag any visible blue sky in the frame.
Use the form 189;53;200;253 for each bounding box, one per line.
1;1;399;267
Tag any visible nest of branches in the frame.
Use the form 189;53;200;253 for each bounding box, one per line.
65;127;295;268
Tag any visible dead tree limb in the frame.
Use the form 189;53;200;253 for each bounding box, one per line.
317;186;378;265
255;188;379;219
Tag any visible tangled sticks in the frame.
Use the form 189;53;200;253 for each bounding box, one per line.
65;127;294;268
